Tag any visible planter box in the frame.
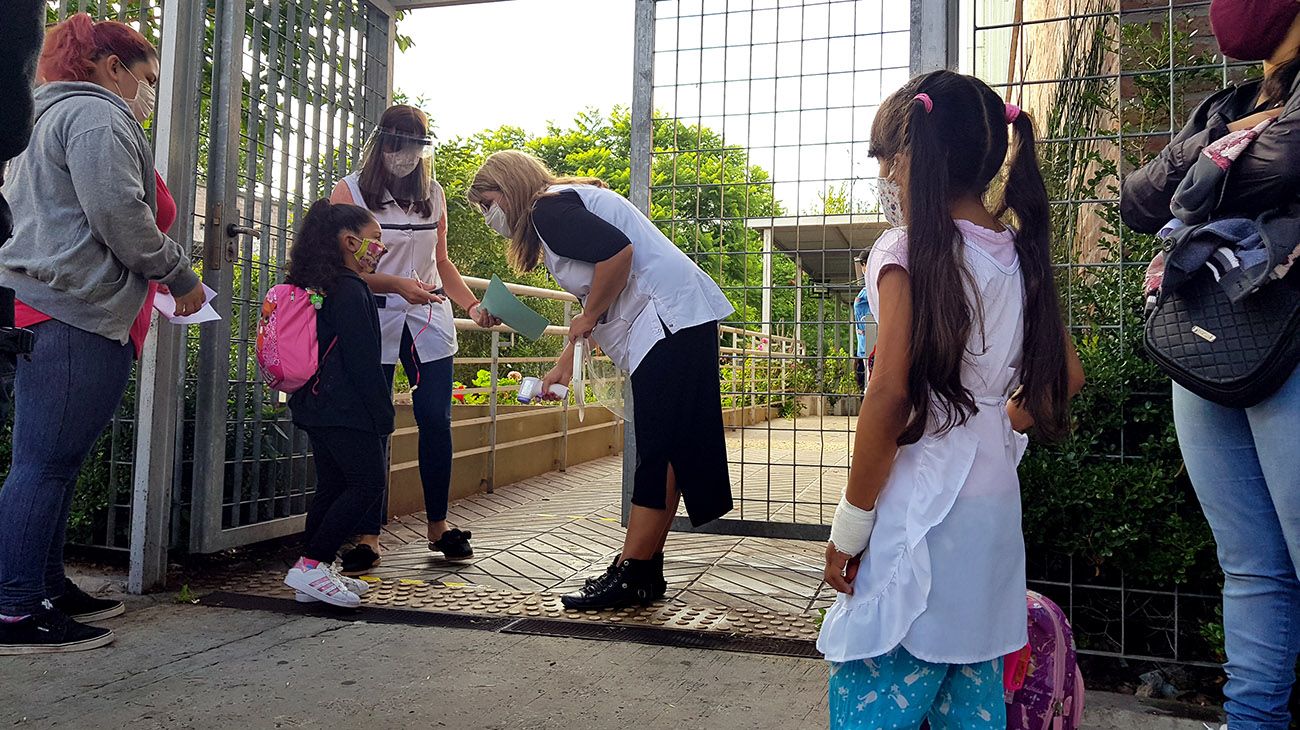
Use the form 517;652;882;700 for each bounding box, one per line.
385;402;622;519
385;398;779;520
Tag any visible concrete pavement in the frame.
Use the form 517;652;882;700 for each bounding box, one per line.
0;590;1219;730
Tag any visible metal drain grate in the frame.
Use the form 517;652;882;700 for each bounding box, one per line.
200;591;820;659
200;591;517;632
501;617;821;659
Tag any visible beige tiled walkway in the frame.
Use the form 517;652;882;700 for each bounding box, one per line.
198;418;854;633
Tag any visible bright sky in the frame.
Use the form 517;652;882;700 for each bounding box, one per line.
393;0;911;214
393;0;635;141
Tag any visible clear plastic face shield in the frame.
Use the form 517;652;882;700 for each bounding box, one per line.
361;127;435;182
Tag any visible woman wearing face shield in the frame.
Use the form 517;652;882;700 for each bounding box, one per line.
330;105;497;573
468;150;735;611
0;13;201;654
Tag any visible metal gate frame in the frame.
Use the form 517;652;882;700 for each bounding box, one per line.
628;0;958;541
116;0;396;585
188;0;395;554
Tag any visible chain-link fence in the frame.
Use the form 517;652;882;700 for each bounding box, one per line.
642;0;900;540
971;0;1234;666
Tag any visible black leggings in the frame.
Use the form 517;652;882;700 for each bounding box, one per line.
303;426;387;563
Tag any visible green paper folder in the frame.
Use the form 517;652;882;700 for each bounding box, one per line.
481;275;550;340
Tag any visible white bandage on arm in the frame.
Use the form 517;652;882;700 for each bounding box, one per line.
828;494;876;557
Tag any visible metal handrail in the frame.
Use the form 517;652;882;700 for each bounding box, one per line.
422;276;811;492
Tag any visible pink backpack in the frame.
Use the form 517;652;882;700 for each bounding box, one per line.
1005;590;1086;730
255;284;334;394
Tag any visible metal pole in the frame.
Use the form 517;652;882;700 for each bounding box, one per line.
623;0;655;527
629;0;655;215
794;256;804;347
816;294;826;392
190;0;248;552
383;8;397;108
487;330;499;493
761;228;773;336
910;0;960;75
561;301;571;472
129;0;203;593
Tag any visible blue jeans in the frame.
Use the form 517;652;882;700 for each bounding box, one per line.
0;320;133;616
361;326;453;534
829;647;1005;729
1174;366;1300;730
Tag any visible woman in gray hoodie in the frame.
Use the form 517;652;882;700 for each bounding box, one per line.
0;14;203;656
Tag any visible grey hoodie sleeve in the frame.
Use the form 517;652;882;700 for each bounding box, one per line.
64;123;200;296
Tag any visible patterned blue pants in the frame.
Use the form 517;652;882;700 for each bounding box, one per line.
828;647;1006;729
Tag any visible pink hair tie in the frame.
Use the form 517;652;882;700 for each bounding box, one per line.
913;93;933;113
1005;103;1021;124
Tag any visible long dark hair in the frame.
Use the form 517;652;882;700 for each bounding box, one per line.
870;70;1071;444
286;199;375;293
357;105;435;218
1260;56;1300;108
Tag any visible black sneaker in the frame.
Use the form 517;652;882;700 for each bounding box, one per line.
650;552;668;600
586;553;668;599
429;529;474;561
339;544;382;576
562;558;658;610
51;578;124;622
0;601;115;655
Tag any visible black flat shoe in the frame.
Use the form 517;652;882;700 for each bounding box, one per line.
50;578;124;622
339;544;381;576
0;601;115;655
430;529;474;561
562;558;658;610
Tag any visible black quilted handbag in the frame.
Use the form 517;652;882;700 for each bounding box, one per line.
1144;268;1300;408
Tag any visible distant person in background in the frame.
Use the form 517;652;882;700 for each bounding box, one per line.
0;0;46;422
1121;1;1300;726
0;14;202;655
330;105;497;575
852;249;872;391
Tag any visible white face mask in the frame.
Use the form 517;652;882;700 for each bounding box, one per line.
484;202;511;238
877;176;905;227
383;150;422;178
116;65;156;124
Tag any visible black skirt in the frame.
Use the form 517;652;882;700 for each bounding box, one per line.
629;321;734;527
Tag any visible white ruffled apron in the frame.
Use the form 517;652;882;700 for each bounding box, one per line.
818;397;1030;665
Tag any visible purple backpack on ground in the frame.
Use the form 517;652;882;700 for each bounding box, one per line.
922;590;1086;730
1005;590;1086;730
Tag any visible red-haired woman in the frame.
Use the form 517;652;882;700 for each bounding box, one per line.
0;13;202;655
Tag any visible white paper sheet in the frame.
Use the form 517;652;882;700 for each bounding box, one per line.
153;283;221;325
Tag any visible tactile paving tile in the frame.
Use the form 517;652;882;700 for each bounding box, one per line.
202;570;818;641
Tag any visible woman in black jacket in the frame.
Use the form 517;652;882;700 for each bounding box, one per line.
1121;2;1300;727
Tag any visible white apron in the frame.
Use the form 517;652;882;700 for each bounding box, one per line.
817;224;1031;665
536;184;734;374
343;173;456;365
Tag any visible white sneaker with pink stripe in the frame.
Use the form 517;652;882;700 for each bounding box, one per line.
284;564;361;608
295;568;371;603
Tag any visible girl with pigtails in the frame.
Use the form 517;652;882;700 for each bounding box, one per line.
816;70;1085;729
